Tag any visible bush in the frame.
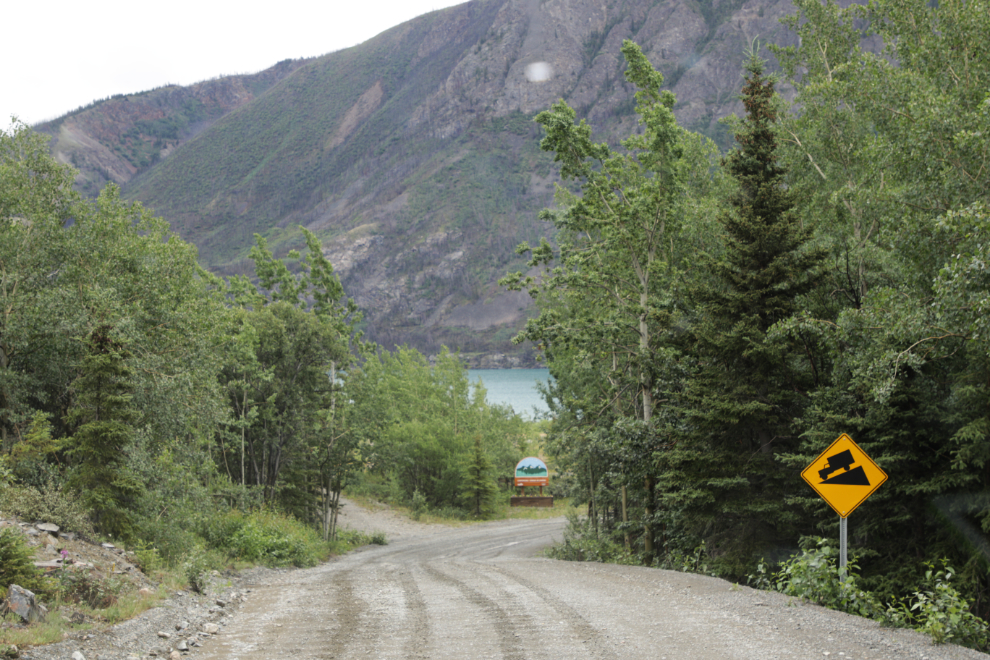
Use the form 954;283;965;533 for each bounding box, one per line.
132;516;201;566
750;538;882;619
748;540;989;651
886;561;990;650
181;545;215;593
51;569;125;609
198;509;328;568
0;478;94;537
546;511;639;565
0;528;48;599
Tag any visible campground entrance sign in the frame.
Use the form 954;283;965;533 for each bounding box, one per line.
801;433;887;518
514;457;549;487
801;433;887;576
511;457;552;508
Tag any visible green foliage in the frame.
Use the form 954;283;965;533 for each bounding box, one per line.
181;545;216;594
66;325;141;540
51;569;126;609
0;478;94;538
887;562;990;650
349;346;527;515
751;543;989;650
0;529;47;598
197;509;329;568
461;436;499;518
546;511;639;565
757;538;882;619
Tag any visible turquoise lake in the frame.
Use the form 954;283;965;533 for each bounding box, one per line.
467;368;551;419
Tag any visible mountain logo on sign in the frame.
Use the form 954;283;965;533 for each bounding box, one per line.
818;449;871;486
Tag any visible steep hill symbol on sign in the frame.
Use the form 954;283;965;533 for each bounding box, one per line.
818;449;871;486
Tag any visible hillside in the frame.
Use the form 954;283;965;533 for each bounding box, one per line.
39;0;802;364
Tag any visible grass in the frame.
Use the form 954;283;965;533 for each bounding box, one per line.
0;579;169;649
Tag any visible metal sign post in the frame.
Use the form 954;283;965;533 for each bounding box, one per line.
801;434;887;581
839;516;848;579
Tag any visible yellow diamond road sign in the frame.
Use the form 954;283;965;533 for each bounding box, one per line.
801;433;887;518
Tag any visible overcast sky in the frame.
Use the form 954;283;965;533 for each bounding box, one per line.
2;0;468;127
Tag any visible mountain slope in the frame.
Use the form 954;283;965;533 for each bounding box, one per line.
41;0;802;364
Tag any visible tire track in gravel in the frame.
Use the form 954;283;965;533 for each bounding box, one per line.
421;563;526;660
478;562;617;660
398;566;431;660
315;568;365;660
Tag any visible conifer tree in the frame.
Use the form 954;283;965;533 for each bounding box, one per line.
667;50;826;571
67;325;141;539
461;435;498;519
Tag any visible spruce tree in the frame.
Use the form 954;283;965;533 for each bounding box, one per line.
67;325;141;540
461;436;498;519
667;51;826;572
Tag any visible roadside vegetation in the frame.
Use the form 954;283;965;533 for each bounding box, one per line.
500;0;990;650
0;117;533;647
3;0;988;651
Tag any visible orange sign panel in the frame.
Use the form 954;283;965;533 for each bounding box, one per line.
801;433;887;518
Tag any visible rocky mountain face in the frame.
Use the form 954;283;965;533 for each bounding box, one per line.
39;0;802;365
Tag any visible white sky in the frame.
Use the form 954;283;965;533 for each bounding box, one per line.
2;0;468;127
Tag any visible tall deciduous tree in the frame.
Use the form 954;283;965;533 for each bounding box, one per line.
503;40;721;563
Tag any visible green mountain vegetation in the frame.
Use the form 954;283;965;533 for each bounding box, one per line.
5;0;989;647
35;0;806;363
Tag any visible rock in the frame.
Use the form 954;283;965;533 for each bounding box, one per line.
71;652;86;660
4;585;48;623
201;622;219;634
169;652;182;660
215;598;227;607
157;631;171;639
175;640;188;652
59;532;77;541
36;523;59;534
100;542;115;549
175;620;188;631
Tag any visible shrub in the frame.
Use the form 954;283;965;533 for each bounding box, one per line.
0;478;94;537
753;537;882;619
886;561;990;650
132;516;200;565
181;545;214;593
51;569;125;609
0;528;48;598
546;511;639;565
198;509;328;568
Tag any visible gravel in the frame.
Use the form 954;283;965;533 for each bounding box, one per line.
12;501;989;660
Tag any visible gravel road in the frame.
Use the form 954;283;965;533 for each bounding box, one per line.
187;501;988;660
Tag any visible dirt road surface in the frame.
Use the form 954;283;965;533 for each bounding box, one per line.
192;501;987;660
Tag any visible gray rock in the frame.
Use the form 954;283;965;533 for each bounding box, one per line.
156;631;171;639
5;584;48;622
175;640;189;652
215;598;227;607
37;522;59;533
175;620;188;631
201;622;219;634
71;652;86;660
59;531;77;540
169;651;182;660
100;542;115;549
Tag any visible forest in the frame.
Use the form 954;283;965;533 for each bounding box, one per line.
500;0;990;635
1;0;988;644
0;118;532;600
